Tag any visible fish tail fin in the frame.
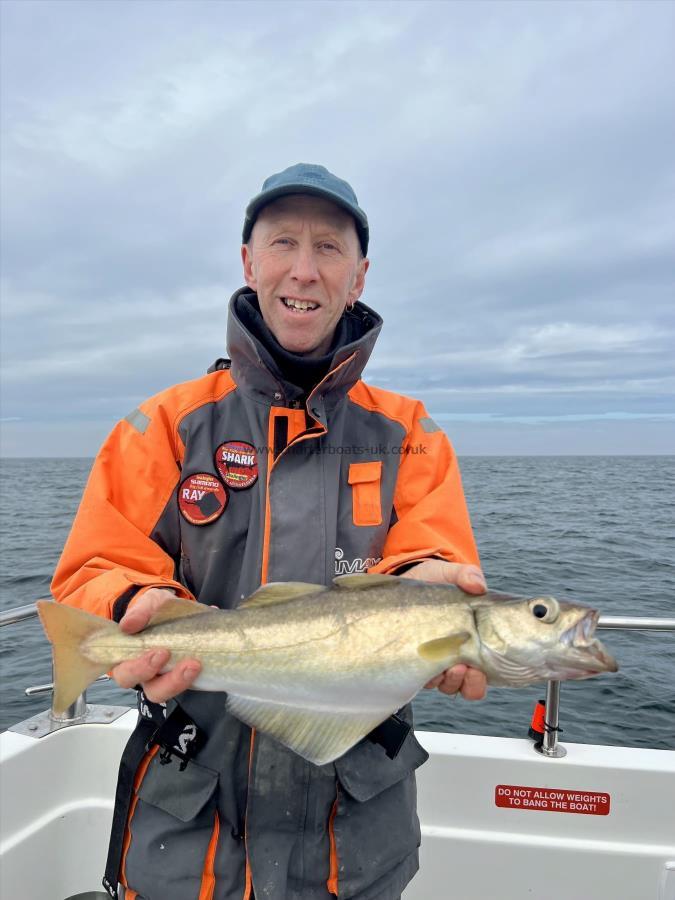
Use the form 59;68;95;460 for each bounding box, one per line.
37;600;116;714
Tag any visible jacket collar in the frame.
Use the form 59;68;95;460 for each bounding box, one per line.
226;287;383;411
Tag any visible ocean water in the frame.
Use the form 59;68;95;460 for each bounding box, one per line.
1;455;673;750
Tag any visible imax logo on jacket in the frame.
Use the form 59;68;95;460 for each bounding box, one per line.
334;546;382;576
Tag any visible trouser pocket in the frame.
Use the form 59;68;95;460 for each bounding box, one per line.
123;753;219;900
331;716;428;898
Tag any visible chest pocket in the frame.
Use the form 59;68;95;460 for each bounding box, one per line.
348;461;383;526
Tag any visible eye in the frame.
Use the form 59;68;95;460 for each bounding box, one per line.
529;597;560;624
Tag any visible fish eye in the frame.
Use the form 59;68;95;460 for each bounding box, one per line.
529;597;560;624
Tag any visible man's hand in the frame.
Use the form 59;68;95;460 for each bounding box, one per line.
400;560;488;701
112;587;202;703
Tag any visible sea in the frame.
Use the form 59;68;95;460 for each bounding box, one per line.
1;455;673;750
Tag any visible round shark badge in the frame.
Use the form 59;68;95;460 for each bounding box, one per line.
214;440;259;491
178;473;228;525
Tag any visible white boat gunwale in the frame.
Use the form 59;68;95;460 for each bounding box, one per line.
1;602;673;899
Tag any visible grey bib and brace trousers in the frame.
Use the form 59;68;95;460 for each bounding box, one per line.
53;290;480;900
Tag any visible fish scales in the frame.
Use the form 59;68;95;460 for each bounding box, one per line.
37;574;617;765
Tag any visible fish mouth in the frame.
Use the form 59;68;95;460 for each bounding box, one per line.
561;610;618;674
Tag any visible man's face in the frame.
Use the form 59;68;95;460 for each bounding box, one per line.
241;195;369;356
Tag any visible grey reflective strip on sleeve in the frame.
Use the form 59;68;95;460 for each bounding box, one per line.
124;408;151;434
418;416;440;433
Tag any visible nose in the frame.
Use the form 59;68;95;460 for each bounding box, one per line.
289;244;319;285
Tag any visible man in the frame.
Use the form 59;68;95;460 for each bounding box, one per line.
52;163;487;900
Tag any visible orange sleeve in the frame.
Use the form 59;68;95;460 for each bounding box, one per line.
50;397;195;619
368;404;480;575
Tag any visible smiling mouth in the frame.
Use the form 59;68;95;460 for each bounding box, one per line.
281;297;319;313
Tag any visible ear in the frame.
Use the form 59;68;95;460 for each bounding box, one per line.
347;257;369;306
241;244;257;291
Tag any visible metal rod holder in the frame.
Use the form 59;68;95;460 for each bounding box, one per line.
47;661;88;723
535;680;567;758
50;691;88;723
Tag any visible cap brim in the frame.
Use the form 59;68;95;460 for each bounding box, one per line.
243;183;368;253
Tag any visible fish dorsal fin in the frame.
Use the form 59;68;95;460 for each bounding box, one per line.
417;632;471;662
147;596;210;627
333;574;400;590
239;582;326;609
468;591;520;609
225;693;390;765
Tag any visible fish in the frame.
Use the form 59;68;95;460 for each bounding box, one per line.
37;573;617;765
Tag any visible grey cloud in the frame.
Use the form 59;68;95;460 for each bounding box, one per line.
1;0;674;455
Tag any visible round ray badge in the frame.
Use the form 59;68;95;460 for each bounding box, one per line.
178;473;228;525
215;440;259;491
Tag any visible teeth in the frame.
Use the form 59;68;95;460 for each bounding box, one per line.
282;297;318;312
571;613;596;646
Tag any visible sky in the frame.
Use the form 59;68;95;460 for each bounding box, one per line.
1;0;674;456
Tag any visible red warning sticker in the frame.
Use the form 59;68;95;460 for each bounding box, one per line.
214;440;259;490
178;473;228;525
495;785;610;815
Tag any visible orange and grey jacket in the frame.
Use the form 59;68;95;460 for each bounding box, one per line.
52;289;480;900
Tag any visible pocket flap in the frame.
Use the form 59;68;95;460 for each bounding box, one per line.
138;754;219;822
334;729;429;802
348;461;382;485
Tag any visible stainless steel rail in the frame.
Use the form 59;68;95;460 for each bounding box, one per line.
2;601;674;747
25;674;110;696
0;602;42;627
598;615;675;631
1;600;97;724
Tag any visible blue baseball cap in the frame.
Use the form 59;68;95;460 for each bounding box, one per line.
242;163;369;255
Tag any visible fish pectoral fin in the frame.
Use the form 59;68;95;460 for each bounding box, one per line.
239;582;327;609
225;694;387;765
417;631;471;663
333;574;400;589
146;596;210;626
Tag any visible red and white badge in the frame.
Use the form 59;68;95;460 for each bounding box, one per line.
214;440;259;491
178;473;228;525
